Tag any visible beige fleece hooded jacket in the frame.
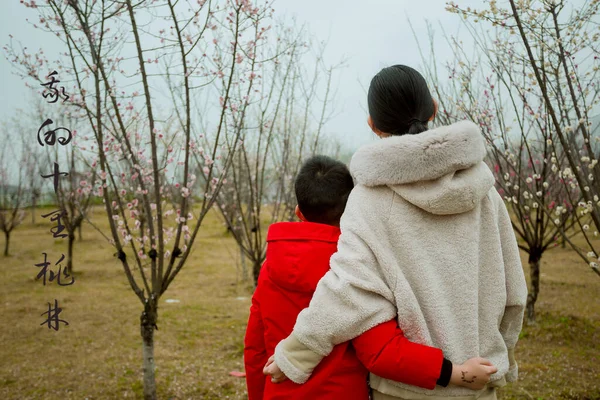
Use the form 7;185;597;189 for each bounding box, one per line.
273;120;528;398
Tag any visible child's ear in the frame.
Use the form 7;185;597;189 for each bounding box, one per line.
295;205;307;222
429;99;438;122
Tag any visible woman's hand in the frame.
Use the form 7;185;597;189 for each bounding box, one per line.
451;357;498;390
263;355;288;384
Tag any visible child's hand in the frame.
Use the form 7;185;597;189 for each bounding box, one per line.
263;355;288;384
450;357;498;390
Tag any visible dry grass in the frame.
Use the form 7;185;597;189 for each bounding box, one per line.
0;206;598;399
500;242;600;400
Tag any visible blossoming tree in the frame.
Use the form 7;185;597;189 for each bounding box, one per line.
212;34;344;285
446;0;600;279
6;0;309;397
411;13;584;321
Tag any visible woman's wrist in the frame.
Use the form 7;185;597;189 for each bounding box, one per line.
449;362;464;387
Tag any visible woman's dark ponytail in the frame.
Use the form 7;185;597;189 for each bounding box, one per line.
367;65;435;136
407;120;429;135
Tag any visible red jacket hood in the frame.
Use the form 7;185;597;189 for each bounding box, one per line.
265;221;340;293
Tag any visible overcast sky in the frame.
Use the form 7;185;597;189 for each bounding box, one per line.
0;0;489;152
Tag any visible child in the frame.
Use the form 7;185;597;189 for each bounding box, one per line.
245;155;498;400
266;66;528;400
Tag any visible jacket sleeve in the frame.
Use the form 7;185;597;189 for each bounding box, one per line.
495;192;528;382
244;275;268;400
274;187;398;384
352;319;443;390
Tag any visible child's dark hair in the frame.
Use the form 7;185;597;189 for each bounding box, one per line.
295;155;354;226
368;65;435;136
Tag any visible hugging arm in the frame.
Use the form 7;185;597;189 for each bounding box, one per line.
352;319;445;390
274;190;398;384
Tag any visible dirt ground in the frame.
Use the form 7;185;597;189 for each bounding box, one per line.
0;207;598;399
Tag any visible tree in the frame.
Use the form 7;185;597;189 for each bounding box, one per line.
7;0;306;398
446;0;600;278
48;138;96;275
411;16;583;322
212;34;344;284
0;127;34;256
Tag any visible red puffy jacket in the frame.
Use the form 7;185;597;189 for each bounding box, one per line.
244;222;444;400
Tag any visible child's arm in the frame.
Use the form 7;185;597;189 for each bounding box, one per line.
244;285;268;400
352;320;498;390
495;192;528;382
352;320;443;389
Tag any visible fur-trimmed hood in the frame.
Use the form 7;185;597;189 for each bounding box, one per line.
350;120;495;215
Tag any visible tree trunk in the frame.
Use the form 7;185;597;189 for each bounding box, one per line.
141;299;158;400
252;259;261;287
3;231;9;257
139;220;145;253
67;233;75;274
526;252;541;324
78;224;82;241
560;226;566;249
240;247;247;280
31;198;36;225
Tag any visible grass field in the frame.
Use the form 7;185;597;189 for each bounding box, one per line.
0;206;599;399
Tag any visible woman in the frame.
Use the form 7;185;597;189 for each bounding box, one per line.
266;65;527;400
